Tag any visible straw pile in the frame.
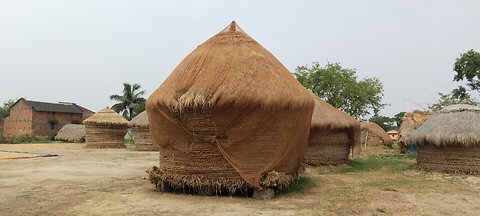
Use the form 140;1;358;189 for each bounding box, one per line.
411;104;480;174
83;108;128;148
304;93;360;165
398;110;432;153
146;21;314;195
360;122;393;147
54;124;85;143
128;111;158;151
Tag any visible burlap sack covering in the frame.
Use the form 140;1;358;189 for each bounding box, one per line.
146;21;314;191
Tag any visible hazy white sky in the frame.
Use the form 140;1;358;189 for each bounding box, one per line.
1;0;479;117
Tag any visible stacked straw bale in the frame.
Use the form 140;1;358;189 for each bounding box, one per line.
398;110;432;153
54;124;85;143
146;21;314;195
128;111;158;151
360;122;393;147
411;104;480;174
83;108;128;148
304;93;360;165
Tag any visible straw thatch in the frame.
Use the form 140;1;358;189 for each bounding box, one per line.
146;21;314;195
360;121;393;147
54;124;85;143
304;93;360;165
83;108;128;148
398;110;432;153
410;104;480;174
128;111;158;151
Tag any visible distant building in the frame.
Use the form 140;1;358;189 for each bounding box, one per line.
387;130;399;140
0;118;4;139
3;98;94;138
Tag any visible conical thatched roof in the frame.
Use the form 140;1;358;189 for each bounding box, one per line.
361;121;393;145
55;124;85;143
311;93;360;132
411;104;480;147
83;108;128;126
128;111;148;128
147;21;314;112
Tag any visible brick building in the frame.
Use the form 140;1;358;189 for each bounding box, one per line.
3;98;94;138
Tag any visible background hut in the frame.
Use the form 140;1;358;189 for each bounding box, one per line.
54;124;85;143
398;110;432;153
360;122;393;148
83;108;128;148
305;93;360;165
146;21;314;195
410;104;480;174
128;111;157;151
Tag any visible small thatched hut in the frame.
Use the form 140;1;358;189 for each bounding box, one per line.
410;104;480;174
83;108;128;148
304;94;360;165
360;122;393;147
398;110;432;153
146;21;314;195
128;111;157;151
54;124;85;143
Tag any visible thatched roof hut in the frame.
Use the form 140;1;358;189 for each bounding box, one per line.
398;110;432;153
410;104;480;174
304;93;360;165
128;111;157;151
83;108;128;148
146;21;314;195
54;124;85;143
360;121;393;147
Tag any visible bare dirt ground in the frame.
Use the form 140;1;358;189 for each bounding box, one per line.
1;143;479;216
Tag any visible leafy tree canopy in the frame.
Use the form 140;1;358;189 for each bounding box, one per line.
110;83;146;120
453;49;480;92
429;89;478;112
369;115;396;131
0;99;17;118
294;62;387;119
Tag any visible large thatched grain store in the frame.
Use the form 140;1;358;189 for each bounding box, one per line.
146;21;314;195
83;108;128;148
398;110;432;153
410;104;480;174
304;93;360;165
360;121;393;147
54;124;85;143
128;111;157;151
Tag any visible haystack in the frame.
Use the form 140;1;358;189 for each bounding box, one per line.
398;110;432;153
54;124;85;143
146;21;314;195
83;108;128;148
304;93;360;165
360;122;393;147
128;111;157;151
410;104;480;174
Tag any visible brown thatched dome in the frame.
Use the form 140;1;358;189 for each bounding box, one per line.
146;21;314;195
305;93;360;165
360;121;393;147
411;104;480;174
398;110;432;153
54;124;85;143
128;111;157;151
83;108;128;148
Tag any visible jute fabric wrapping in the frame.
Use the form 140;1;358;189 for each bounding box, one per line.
146;21;314;189
133;127;158;151
84;125;127;148
306;93;360;165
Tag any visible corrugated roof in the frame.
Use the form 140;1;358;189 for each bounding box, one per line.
24;99;84;114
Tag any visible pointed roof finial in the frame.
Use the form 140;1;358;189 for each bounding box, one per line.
220;20;245;33
229;21;237;31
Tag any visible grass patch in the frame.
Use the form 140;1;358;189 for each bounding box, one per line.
340;154;414;174
376;208;386;213
124;138;135;145
280;176;311;195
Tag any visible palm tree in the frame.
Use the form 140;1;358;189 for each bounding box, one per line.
110;83;146;120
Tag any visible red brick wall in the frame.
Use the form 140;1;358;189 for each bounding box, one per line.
3;100;33;137
32;111;83;137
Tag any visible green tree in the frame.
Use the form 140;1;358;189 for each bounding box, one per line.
369;115;396;131
393;112;406;128
294;62;387;119
0;99;17;118
429;89;478;112
110;83;146;120
453;49;480;92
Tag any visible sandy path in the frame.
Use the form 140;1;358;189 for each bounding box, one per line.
0;143;479;215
